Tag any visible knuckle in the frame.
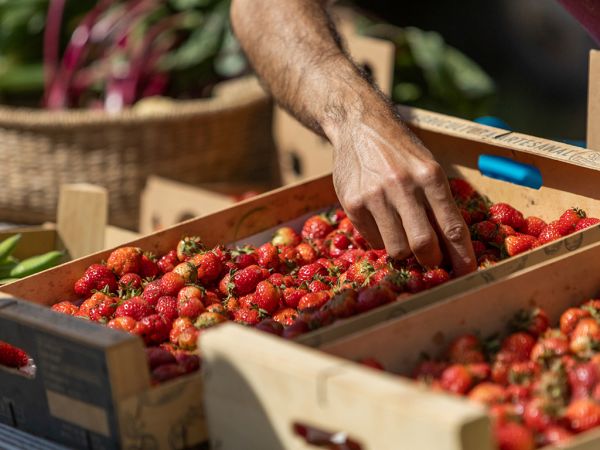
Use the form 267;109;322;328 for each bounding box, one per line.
362;186;385;204
387;170;413;188
344;196;365;218
388;243;411;259
443;222;468;243
416;162;445;186
410;234;436;254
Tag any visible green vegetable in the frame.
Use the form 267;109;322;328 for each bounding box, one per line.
9;250;64;278
0;233;21;262
0;261;18;278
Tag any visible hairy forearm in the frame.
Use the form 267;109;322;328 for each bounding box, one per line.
230;0;391;142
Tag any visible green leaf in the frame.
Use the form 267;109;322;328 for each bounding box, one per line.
0;62;44;92
443;47;495;99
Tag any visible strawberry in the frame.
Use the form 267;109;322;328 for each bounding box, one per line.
494;422;535;450
88;293;118;322
119;273;143;290
142;280;164;307
256;242;280;270
440;364;473;394
177;297;205;320
501;332;536;361
345;260;375;285
172;262;197;284
188;251;222;286
146;347;176;370
0;341;28;368
559;307;590;336
448;178;475;203
233;307;262;326
295;243;317;265
575;217;600;231
251;281;281;315
504;234;537;257
422;268;450;289
206;303;227;316
351;227;368;249
268;273;294;289
326;230;352;258
565;398;600;432
139;254;159;278
74;264;118;297
541;426;573;446
177;285;204;303
176;326;200;351
272;308;298;326
281;319;310;339
298;309;334;330
412;359;448;381
510;308;550;338
51;301;78;316
174;352;201;373
255;318;284;336
232;265;265;296
194;311;228;329
282;287;307;309
134;314;170;345
557;207;586;236
297;263;327;283
522;397;560;432
570;317;600;358
537;221;563;245
156;296;178;323
151;364;187;383
337;217;354;234
107;247;142;277
462;194;490;225
471;240;486;257
301;215;333;240
114;297;153;321
107;316;137;332
356;285;395;313
568;361;599;400
521;216;547;238
308;279;329;293
468;382;506;405
447;334;484;365
160;272;185;297
272;226;301;247
327;208;347;225
157;250;179;273
176;236;204;261
530;334;569;366
489;203;525;230
233;247;258;270
470;220;500;244
358;357;385;371
297;291;330;312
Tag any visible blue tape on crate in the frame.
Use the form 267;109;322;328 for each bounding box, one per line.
478;155;543;189
474;116;512;131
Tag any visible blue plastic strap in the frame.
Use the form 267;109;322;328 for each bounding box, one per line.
478;154;543;189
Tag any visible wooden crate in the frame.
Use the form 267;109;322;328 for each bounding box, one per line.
201;240;600;450
2;107;600;448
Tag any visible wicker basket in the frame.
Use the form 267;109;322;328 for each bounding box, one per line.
0;76;276;230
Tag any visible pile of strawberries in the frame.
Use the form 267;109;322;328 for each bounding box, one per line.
45;179;599;384
404;302;600;450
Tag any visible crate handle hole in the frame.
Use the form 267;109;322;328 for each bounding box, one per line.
292;422;363;450
290;150;303;176
0;340;36;379
176;211;197;223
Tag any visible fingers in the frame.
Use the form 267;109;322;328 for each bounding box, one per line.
344;198;385;250
367;195;411;259
419;164;477;275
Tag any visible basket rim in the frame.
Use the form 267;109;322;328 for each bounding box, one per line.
0;75;269;128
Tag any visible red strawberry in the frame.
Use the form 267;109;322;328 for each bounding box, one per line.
322;290;358;319
51;301;79;316
151;364;186;383
176;236;204;261
440;364;473;394
471;240;486;257
510;308;550;338
250;281;281;315
494;422;535;450
297;292;330;312
489;203;525;230
541;426;573;446
256;242;279;270
523;397;560;432
174;352;201;373
282;287;307;309
145;347;176;369
568;361;599;400
559;307;590;335
530;334;569;365
272;308;298;326
160;272;185;297
74;264;118;297
119;273;143;290
177;285;203;303
470;220;500;244
232;265;266;296
88;294;118;322
565;398;600;432
139;254;159;278
233;308;262;326
504;234;537;257
272;226;301;247
308;279;329;293
255;318;284;336
0;341;28;368
447;334;484;365
412;359;448;381
502;332;536;361
570;317;600;357
282;320;310;339
294;243;317;265
195;311;228;329
345;259;375;285
172;262;197;284
156;296;178;323
422;268;450;289
356;285;395;313
326;230;352;258
107;316;137;332
575;217;600;231
157;250;179;273
557;207;586;236
176;326;200;351
448;178;475;202
301;215;333;240
521;216;547;238
190;251;223;285
142;280;164;307
468;382;506;405
134;314;170;345
537;221;563;245
115;297;153;321
358;357;385;371
177;297;205;320
107;247;142;277
297;262;327;283
351;227;368;249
